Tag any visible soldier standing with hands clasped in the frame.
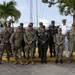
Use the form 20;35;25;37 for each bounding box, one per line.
24;23;36;65
38;25;49;63
54;28;65;64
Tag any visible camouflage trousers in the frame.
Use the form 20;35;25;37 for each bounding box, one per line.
24;44;35;61
12;47;22;60
55;45;63;60
0;44;10;61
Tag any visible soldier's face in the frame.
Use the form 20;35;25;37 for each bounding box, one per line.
62;21;66;25
58;30;61;34
72;26;75;30
28;26;32;30
51;23;55;26
40;25;43;28
17;29;21;33
42;28;45;32
3;26;7;30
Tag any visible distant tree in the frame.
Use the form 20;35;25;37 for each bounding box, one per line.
0;0;21;23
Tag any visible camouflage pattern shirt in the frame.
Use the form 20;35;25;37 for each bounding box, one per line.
10;32;23;47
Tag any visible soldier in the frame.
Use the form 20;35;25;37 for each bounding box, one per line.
29;23;37;57
59;19;71;57
7;22;14;56
7;22;14;35
24;23;37;65
54;28;65;64
0;24;11;64
37;22;43;57
48;20;58;58
67;24;75;63
38;25;49;63
10;26;24;65
20;23;26;58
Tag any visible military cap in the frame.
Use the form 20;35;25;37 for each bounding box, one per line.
39;22;43;25
72;24;75;26
62;19;66;22
58;28;62;31
28;23;32;27
20;23;23;26
51;20;55;23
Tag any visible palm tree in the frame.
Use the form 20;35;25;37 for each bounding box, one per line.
58;0;75;24
42;0;75;24
0;0;21;23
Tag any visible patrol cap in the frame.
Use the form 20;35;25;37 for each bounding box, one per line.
62;19;66;22
39;22;43;25
20;23;23;26
58;28;62;31
29;22;33;26
51;20;55;23
72;24;75;26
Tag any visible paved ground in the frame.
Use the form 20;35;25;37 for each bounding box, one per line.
0;61;75;75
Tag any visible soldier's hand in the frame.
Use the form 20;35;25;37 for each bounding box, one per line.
5;41;9;44
58;43;61;46
42;41;45;44
12;45;15;49
28;41;32;45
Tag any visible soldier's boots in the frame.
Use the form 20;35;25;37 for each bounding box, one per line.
6;57;10;63
0;58;2;64
55;59;58;63
25;60;29;65
60;60;63;64
31;59;35;65
41;59;43;64
68;59;72;63
14;60;18;65
44;59;47;63
20;60;24;65
31;61;35;65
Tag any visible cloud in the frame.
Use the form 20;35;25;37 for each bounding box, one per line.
17;6;27;11
39;18;50;27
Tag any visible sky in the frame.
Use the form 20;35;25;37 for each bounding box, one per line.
0;0;73;27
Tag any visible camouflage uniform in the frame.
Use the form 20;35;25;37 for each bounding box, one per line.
54;31;64;61
10;29;23;63
7;27;14;35
67;29;75;60
24;29;36;62
7;27;14;55
0;29;11;62
21;27;26;58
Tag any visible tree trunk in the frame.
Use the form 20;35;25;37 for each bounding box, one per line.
73;14;75;24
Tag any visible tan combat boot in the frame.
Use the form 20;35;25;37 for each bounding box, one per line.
68;59;72;63
31;59;35;65
20;60;24;65
25;60;29;65
14;60;18;65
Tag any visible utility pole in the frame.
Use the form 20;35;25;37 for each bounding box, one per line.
36;0;38;27
30;0;33;23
